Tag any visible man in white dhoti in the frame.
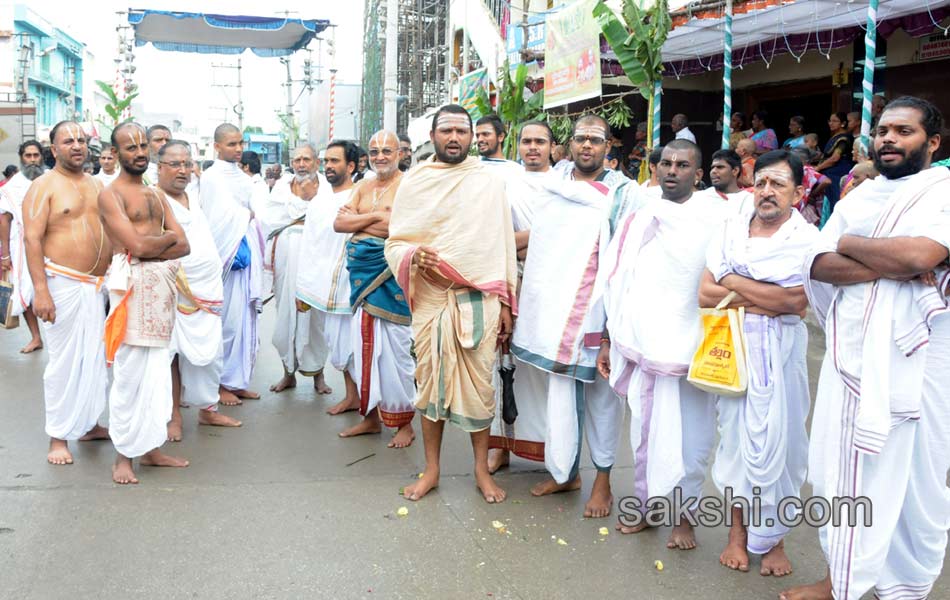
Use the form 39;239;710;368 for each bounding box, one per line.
100;122;191;484
200;123;265;405
699;150;815;577
1;140;47;353
264;144;332;395
22;123;111;465
597;139;729;549
296;140;360;415
94;143;119;186
781;98;950;600
561;115;630;188
157;141;242;441
334;130;416;449
241;150;271;219
488;118;629;518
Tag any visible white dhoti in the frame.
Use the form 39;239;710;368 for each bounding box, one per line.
324;312;353;372
109;344;173;458
490;360;622;483
271;225;327;375
803;168;950;600
41;263;108;440
221;262;258;390
707;199;816;553
598;189;729;511
712;317;810;552
105;256;178;458
167;192;226;412
351;306;414;428
1;172;35;315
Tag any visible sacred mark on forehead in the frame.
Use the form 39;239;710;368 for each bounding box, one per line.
754;167;793;186
370;130;398;148
436;115;470;130
67;123;83;142
575;125;606;138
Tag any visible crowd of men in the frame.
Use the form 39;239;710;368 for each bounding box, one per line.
0;93;948;599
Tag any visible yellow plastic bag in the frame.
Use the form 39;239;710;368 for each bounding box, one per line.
687;292;748;396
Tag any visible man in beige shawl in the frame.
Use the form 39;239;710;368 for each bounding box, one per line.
385;104;519;503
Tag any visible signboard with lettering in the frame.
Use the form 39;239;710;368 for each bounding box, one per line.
543;0;601;109
919;33;950;62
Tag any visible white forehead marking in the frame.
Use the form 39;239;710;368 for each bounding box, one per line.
669;153;679;163
369;130;398;148
575;125;606;138
435;114;470;130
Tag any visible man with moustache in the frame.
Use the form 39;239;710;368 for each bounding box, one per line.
562;114;628;187
264;144;332;395
397;133;413;172
333;130;416;448
297;140;361;415
100;121;191;484
385;104;518;503
22;123;111;465
783;97;950;600
144;124;171;185
597;139;729;549
200;123;265;405
700;150;815;578
708;149;751;205
157;140;242;442
488;118;629;518
1;140;47;353
94;143;120;186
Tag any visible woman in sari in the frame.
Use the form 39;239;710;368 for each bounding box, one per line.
815;111;854;213
783;115;806;149
749;110;778;154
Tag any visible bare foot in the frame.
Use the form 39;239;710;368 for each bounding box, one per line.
219;388;242;406
388;423;415;448
404;468;439;501
761;540;793;577
339;418;382;438
616;518;655;534
326;396;359;415
140;449;190;468
667;520;697;550
487;448;510;474
112;456;138;484
269;373;296;393
166;415;183;442
313;371;333;395
475;468;506;503
583;471;613;518
78;424;110;441
233;388;260;400
198;409;242;428
47;438;73;465
720;528;750;572
779;575;832;600
531;475;581;497
20;337;43;353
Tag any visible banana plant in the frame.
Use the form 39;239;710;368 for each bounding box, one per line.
492;62;545;160
94;80;138;128
594;0;670;181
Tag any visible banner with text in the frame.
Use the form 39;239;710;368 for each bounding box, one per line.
458;68;489;120
543;0;601;109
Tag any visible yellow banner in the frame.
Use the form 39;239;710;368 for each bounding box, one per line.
543;0;602;109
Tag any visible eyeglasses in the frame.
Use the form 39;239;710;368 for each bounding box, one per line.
368;148;396;157
160;160;194;169
572;135;606;146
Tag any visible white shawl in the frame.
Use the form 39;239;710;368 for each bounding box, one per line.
296;186;354;314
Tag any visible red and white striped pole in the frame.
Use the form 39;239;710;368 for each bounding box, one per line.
328;68;337;143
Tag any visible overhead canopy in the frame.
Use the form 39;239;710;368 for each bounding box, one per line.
127;9;331;57
660;0;950;74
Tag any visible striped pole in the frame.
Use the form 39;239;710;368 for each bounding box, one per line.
652;79;662;149
721;0;733;149
860;0;879;156
328;68;337;143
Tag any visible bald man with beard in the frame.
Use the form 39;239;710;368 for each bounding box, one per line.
333;130;416;449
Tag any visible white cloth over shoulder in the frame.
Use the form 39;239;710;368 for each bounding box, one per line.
296;186;353;314
803;168;950;455
0;172;36;314
199;159;254;266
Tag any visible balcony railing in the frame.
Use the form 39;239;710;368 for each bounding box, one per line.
483;0;508;33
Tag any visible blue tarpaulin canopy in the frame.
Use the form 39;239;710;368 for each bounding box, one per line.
127;9;330;57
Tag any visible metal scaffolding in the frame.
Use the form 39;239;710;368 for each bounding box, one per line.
359;0;448;141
